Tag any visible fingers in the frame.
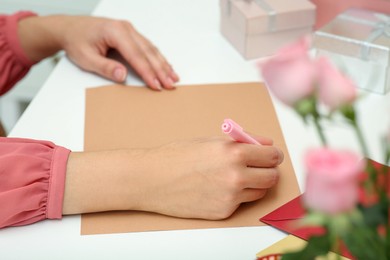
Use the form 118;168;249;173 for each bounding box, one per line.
233;143;284;168
244;167;280;189
108;20;179;90
79;50;128;82
228;166;279;205
223;141;282;205
60;17;179;89
227;164;280;191
239;189;268;203
133;31;179;89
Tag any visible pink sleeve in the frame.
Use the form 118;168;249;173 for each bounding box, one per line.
0;11;37;96
0;137;71;228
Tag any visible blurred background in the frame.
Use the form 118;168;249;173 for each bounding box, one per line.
0;0;99;135
1;0;389;135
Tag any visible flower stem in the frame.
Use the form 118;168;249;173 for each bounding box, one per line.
341;105;369;157
313;111;327;146
352;119;369;157
295;96;328;146
333;238;342;260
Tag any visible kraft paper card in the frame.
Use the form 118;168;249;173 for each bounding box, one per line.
81;82;300;235
255;235;349;260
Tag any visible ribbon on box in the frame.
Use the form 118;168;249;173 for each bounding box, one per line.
337;11;390;60
227;0;277;32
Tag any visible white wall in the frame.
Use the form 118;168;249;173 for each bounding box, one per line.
0;0;99;134
1;0;99;15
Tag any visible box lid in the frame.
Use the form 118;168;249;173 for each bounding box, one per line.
220;0;316;35
314;8;390;66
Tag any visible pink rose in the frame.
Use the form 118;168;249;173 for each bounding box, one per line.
303;148;364;214
259;37;316;106
316;57;357;110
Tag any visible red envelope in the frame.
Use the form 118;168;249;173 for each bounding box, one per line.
260;160;389;259
260;194;354;259
260;195;324;239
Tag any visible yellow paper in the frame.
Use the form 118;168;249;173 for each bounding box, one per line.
256;235;350;260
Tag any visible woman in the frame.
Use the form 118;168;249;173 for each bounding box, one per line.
0;12;283;228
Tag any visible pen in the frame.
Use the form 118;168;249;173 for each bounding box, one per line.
221;118;260;145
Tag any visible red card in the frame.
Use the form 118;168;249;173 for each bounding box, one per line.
260;194;354;259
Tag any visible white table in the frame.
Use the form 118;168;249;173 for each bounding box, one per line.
2;0;389;259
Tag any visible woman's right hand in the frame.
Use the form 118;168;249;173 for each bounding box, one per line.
63;136;283;220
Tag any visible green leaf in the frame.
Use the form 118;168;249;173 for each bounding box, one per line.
294;97;316;118
328;214;353;236
359;204;387;227
342;226;386;260
339;104;356;122
341;206;388;260
300;212;327;226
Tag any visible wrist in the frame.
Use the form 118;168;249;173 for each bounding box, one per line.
18;15;65;63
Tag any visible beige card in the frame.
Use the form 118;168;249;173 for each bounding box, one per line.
256;235;349;260
81;82;300;235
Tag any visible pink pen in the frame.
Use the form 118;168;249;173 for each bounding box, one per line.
221;118;260;145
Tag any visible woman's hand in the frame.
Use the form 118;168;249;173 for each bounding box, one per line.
63;136;283;220
18;15;179;90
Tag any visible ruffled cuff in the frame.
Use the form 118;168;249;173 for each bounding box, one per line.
0;11;37;95
0;137;71;228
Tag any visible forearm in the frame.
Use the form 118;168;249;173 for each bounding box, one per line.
17;15;68;63
62;150;142;214
61;138;283;220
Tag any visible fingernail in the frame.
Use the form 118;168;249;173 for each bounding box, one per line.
154;79;162;90
167;77;174;87
113;67;126;82
171;71;180;82
278;149;284;164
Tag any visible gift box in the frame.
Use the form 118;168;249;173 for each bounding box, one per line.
313;8;390;94
310;0;390;28
220;0;316;59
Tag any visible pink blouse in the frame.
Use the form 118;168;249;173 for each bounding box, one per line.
0;11;36;95
0;12;71;228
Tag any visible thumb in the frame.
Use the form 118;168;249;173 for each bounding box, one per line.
79;52;127;83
